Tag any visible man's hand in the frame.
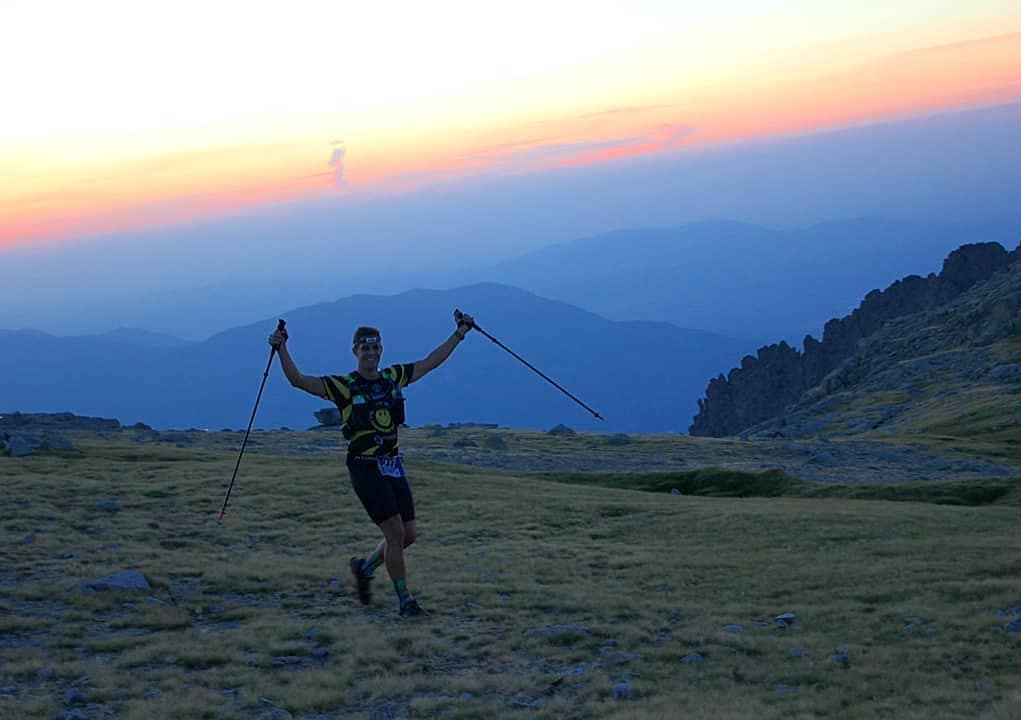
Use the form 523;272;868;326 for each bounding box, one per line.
454;309;475;335
268;327;289;349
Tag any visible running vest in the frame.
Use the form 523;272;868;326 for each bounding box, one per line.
339;368;406;441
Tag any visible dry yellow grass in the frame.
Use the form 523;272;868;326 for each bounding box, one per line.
1;433;1020;719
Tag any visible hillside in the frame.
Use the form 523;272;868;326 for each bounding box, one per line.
691;242;1021;441
756;250;1021;445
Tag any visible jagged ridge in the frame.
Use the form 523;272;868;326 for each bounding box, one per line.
690;241;1021;437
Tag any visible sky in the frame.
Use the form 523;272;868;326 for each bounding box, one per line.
3;0;1021;250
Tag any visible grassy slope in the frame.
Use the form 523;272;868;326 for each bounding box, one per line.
728;258;1021;455
2;440;1021;719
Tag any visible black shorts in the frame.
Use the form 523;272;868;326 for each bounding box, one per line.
346;455;415;525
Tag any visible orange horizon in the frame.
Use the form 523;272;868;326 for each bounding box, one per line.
3;32;1019;249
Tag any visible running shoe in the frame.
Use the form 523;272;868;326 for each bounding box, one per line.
349;556;372;605
399;598;427;618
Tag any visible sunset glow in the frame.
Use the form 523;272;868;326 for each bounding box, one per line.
2;1;1020;247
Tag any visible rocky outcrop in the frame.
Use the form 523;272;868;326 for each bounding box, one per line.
0;411;121;431
313;407;342;426
690;242;1020;436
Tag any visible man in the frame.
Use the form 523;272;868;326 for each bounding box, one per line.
268;310;474;617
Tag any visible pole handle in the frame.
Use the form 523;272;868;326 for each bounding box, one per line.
270;319;287;350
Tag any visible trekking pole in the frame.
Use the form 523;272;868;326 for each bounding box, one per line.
218;319;286;521
457;309;603;421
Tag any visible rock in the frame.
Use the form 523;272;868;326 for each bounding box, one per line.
82;571;151;592
260;710;293;720
0;412;120;431
1004;619;1021;634
524;624;590;637
775;612;798;628
790;647;807;657
680;652;705;664
547;424;575;436
723;624;743;633
368;701;410;719
775;684;796;694
811;451;836;466
829;649;850;664
603;433;632;445
313;408;342;426
64;687;89;705
597;652;641;667
482;434;506;450
612;682;633;699
989;363;1021;381
670;488;682;496
271;656;305;667
20;532;35;545
57;711;90;720
94;497;120;513
7;436;35;457
42;433;76;452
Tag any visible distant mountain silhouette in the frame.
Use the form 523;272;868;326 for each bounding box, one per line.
82;328;190;347
474;218;1021;343
7;218;1018;343
2;284;755;433
690;241;1021;437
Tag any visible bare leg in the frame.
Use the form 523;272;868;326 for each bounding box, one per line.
378;515;407;581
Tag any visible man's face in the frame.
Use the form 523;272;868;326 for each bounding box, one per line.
353;341;382;370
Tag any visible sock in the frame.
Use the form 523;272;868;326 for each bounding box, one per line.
362;547;384;577
393;578;412;606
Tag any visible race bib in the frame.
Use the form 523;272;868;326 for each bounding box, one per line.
377;456;405;478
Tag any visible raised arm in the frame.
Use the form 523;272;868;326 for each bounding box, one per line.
268;327;328;399
410;309;475;383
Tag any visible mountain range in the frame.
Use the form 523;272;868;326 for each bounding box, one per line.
6;217;1021;437
0;284;754;433
6;217;1019;344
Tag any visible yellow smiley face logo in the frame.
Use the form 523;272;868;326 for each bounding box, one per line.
372;408;392;430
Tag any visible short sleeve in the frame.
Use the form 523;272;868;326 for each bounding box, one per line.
388;363;415;388
321;375;352;407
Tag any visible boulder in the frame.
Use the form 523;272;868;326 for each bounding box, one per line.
7;436;36;457
82;571;151;592
42;433;76;452
314;408;342;426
